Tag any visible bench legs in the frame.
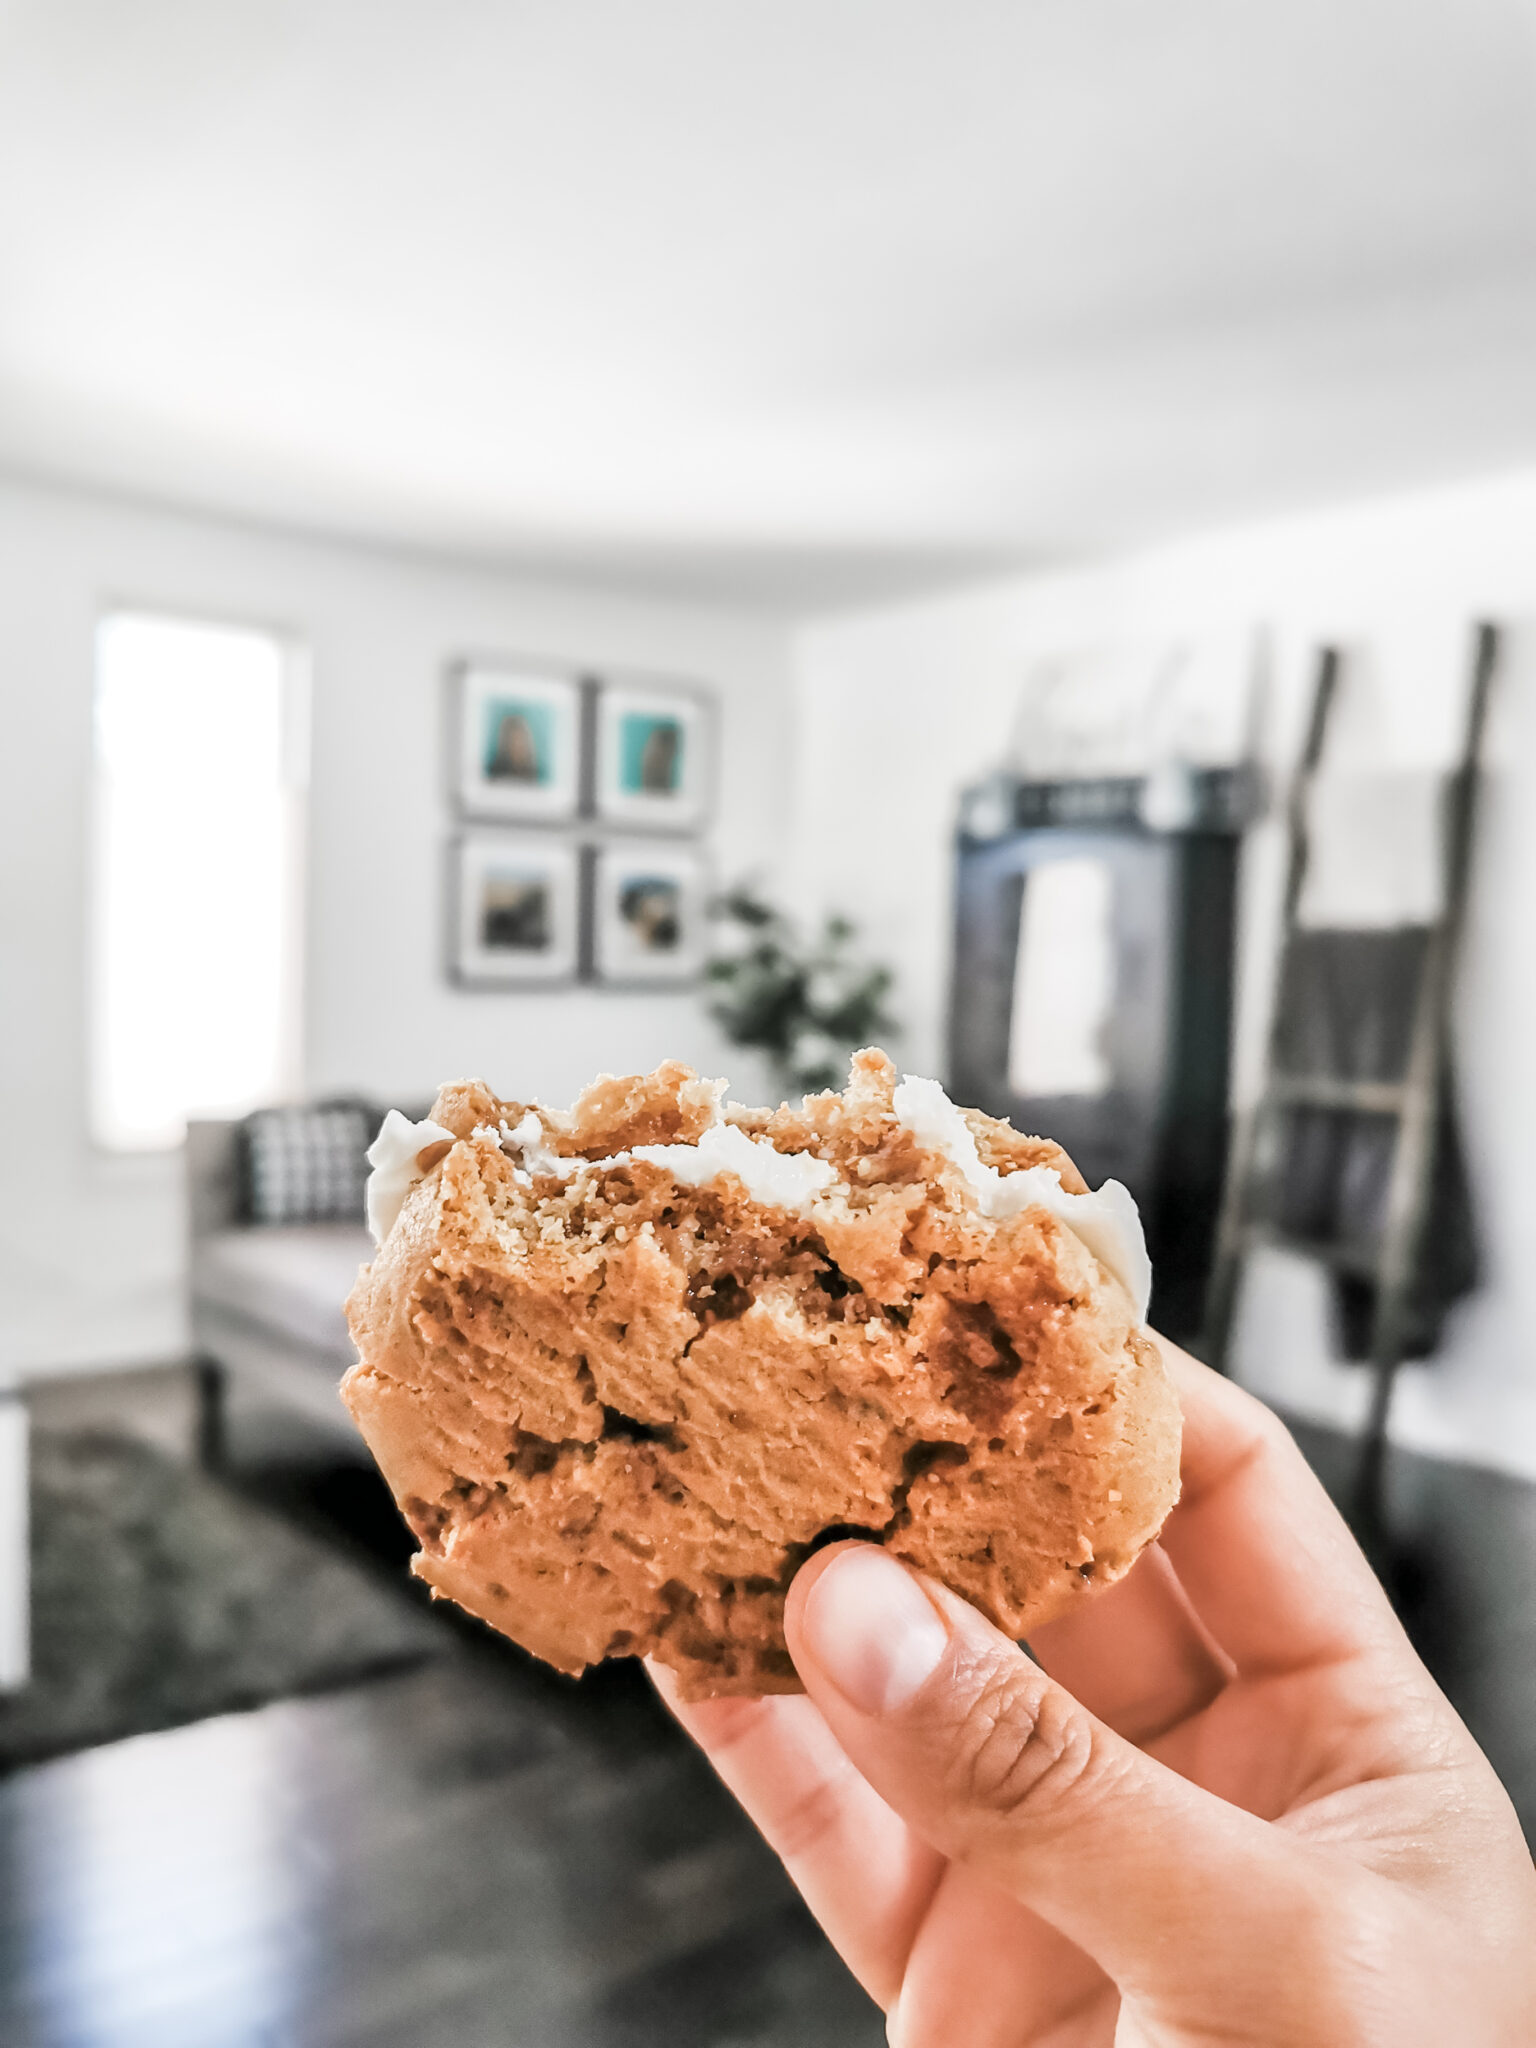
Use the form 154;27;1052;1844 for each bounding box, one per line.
0;1383;28;1691
193;1357;227;1472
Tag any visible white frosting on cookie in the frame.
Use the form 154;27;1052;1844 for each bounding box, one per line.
627;1120;838;1208
506;1110;584;1180
498;1108;836;1211
892;1074;1151;1321
366;1109;458;1244
387;1072;1150;1316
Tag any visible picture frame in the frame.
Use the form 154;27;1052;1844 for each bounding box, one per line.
591;839;710;987
452;660;585;823
450;833;581;987
593;677;713;831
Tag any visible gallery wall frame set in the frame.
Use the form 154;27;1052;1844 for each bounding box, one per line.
446;657;715;989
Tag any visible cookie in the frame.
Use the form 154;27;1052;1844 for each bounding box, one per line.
343;1050;1180;1699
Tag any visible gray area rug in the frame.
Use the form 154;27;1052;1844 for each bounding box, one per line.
0;1429;446;1769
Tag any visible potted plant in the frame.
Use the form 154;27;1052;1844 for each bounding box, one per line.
705;885;898;1099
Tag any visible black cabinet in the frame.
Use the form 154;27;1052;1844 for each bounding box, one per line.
948;773;1249;1340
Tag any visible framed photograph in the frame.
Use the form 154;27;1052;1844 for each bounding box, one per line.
594;678;712;830
592;840;709;986
451;834;580;986
453;661;584;822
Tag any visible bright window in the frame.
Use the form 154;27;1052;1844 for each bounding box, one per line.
1008;857;1114;1099
91;611;307;1151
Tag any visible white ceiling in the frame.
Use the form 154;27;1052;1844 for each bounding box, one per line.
4;0;1536;610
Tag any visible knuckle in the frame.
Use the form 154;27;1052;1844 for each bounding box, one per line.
699;1694;776;1761
766;1760;860;1865
942;1660;1106;1827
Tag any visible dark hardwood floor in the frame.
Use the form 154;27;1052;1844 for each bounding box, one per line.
1;1394;1532;2047
1289;1417;1536;1850
0;1638;884;2048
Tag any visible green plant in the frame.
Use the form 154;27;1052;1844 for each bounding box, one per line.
705;884;898;1096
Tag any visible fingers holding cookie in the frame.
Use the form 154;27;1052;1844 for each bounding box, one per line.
1026;1540;1232;1746
650;1664;943;2009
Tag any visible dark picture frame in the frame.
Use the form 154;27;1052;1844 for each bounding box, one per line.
452;660;585;823
450;832;581;987
591;839;709;986
593;676;713;832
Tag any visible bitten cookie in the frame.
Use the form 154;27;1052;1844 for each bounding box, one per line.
342;1049;1181;1699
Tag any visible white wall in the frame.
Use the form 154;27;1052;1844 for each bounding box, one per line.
793;471;1536;1478
0;476;793;1380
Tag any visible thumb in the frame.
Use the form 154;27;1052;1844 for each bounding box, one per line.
785;1543;1339;2015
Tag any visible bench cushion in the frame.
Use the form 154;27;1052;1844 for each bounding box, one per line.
193;1225;372;1360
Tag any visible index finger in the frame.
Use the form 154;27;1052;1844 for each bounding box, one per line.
1153;1337;1410;1679
649;1665;942;2009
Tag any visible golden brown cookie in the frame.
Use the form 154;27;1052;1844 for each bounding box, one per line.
343;1050;1181;1699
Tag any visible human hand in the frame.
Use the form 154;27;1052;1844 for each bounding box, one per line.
656;1340;1536;2045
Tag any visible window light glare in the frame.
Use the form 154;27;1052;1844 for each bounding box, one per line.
91;613;303;1152
1008;857;1115;1100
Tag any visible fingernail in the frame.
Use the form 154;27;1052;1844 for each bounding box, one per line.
799;1546;950;1715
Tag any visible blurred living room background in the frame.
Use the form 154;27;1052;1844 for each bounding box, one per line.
6;3;1536;2044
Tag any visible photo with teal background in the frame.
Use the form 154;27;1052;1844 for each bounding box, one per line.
619;712;684;795
482;697;555;784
